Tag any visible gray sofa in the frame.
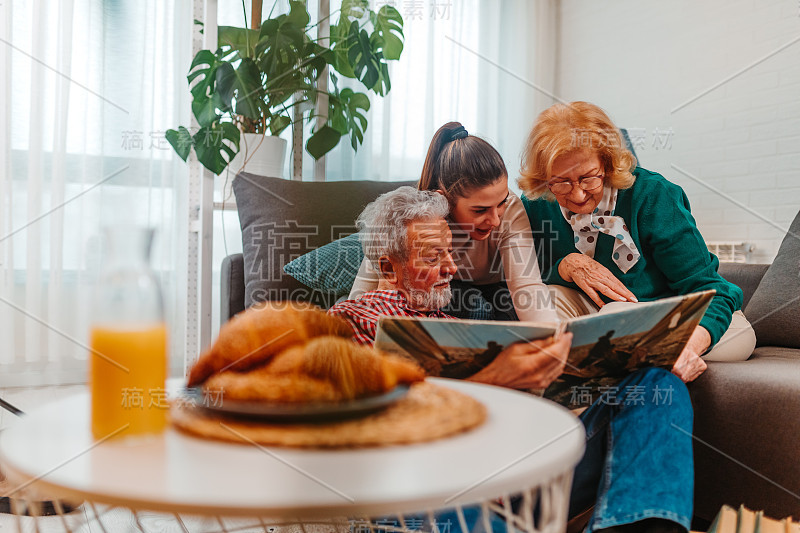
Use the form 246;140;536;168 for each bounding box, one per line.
222;173;800;523
692;268;800;518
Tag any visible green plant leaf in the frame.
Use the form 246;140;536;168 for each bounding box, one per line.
330;109;347;134
285;0;311;28
326;86;370;153
337;88;370;150
256;12;313;111
329;18;357;79
373;5;404;60
347;24;386;93
269;114;292;135
165;127;193;161
306;125;341;159
328;93;347;134
216;58;264;121
192;122;241;175
191;93;222;128
330;47;356;79
340;0;369;21
257;17;280;41
218;26;260;58
256;16;306;80
376;60;391;94
187;50;220;100
300;42;329;82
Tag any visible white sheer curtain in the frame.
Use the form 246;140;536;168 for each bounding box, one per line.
0;1;192;386
320;0;558;186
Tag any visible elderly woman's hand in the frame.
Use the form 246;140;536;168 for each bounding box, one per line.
558;253;638;308
466;333;572;390
671;325;711;382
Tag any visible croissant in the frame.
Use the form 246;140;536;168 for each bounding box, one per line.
204;336;425;403
187;301;352;387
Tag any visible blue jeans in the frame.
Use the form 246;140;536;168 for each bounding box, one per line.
396;368;693;533
571;368;694;532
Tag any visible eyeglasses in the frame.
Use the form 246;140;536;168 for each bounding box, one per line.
547;176;604;195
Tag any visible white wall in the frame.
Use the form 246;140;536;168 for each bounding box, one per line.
555;0;800;263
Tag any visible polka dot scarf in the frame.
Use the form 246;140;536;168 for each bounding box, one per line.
560;187;640;273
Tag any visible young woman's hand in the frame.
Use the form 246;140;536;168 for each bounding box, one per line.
467;333;572;390
558;253;638;307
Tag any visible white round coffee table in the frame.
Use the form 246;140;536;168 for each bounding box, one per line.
0;378;584;532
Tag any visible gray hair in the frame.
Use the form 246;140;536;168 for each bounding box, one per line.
357;186;450;266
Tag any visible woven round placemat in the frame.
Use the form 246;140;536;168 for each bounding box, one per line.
170;381;486;448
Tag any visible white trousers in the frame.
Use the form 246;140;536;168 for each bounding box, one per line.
549;285;756;362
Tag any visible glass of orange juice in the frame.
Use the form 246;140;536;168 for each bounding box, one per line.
90;227;167;440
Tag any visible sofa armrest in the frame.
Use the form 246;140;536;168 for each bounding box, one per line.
717;263;769;308
221;253;245;325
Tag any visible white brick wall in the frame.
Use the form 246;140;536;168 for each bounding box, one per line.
555;0;800;262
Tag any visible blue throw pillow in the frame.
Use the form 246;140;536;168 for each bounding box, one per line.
282;233;364;298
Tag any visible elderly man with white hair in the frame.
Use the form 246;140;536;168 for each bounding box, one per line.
329;186;571;391
328;186;570;533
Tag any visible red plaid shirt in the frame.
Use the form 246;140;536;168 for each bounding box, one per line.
328;290;453;346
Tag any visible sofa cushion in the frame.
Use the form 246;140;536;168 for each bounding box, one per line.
233;173;415;309
750;345;800;360
744;209;800;348
282;233;364;299
717;263;769;309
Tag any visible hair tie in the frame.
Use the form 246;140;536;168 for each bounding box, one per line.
448;126;469;142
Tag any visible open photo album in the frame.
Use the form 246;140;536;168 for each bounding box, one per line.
374;290;715;380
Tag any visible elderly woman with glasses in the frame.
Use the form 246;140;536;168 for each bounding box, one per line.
520;101;755;381
517;101;756;533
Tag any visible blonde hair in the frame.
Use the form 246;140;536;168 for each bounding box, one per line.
518;101;637;200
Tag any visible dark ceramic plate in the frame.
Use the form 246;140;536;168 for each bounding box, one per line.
180;385;410;422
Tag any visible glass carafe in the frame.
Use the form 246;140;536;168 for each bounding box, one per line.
89;227;168;440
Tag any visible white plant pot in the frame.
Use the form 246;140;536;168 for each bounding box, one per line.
229;133;287;178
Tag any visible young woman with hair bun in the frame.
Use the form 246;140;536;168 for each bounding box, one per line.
349;121;557;323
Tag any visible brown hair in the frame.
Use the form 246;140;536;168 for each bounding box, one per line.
518;102;637;200
418;122;508;202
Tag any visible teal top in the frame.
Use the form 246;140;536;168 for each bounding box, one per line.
521;166;743;347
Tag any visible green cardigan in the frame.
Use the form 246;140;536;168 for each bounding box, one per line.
521;166;743;347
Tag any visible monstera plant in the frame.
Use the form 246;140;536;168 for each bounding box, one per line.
167;0;404;175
